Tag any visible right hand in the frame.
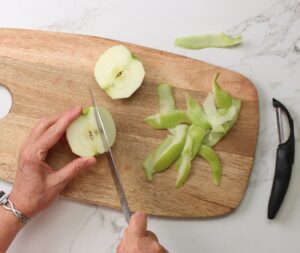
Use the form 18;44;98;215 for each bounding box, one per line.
117;212;168;253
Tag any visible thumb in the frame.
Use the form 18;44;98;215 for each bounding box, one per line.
127;212;147;239
54;157;97;186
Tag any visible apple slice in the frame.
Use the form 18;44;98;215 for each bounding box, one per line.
66;106;116;157
94;45;145;99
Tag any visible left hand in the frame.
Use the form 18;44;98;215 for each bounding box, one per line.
9;106;97;218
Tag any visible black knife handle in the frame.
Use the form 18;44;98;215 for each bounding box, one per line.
268;99;295;219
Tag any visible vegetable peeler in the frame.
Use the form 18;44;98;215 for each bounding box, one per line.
268;98;295;219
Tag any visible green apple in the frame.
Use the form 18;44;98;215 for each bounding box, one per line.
66;106;116;157
94;45;145;99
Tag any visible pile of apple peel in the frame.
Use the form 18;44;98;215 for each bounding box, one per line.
143;73;242;188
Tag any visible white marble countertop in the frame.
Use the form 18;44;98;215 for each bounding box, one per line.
0;0;299;252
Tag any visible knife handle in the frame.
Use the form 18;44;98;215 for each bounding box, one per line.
268;98;295;219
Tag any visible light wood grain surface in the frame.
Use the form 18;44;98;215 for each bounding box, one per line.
0;29;259;217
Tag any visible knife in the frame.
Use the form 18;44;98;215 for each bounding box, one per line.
89;89;132;223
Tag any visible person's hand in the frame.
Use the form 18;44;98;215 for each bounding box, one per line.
117;212;168;253
9;106;97;218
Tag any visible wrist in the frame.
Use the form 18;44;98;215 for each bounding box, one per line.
0;203;24;231
0;200;24;253
1;190;31;223
9;188;35;218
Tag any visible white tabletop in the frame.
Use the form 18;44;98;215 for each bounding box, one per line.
0;0;299;252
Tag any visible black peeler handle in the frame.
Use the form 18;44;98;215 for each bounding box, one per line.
268;98;295;219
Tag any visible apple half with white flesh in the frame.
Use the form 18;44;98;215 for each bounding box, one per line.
94;45;145;99
66;106;116;157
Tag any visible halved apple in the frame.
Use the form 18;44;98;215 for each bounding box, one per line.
94;45;145;99
66;106;116;157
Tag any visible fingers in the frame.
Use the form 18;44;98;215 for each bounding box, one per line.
127;212;147;239
138;237;166;253
53;157;97;187
36;106;82;152
146;231;158;241
28;112;64;140
119;217;168;253
116;229;128;253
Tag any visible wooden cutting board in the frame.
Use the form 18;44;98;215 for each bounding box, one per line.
0;29;259;218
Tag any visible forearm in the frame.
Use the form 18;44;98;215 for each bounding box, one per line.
0;206;24;253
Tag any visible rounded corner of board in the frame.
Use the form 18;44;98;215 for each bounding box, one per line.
236;72;259;103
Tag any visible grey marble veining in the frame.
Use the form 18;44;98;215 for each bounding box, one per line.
226;0;300;191
228;0;300;66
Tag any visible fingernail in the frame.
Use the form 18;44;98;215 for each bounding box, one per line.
134;211;145;219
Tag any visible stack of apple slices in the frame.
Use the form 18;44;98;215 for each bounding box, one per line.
67;45;145;157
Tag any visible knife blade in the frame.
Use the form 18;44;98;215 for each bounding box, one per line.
89;89;132;223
